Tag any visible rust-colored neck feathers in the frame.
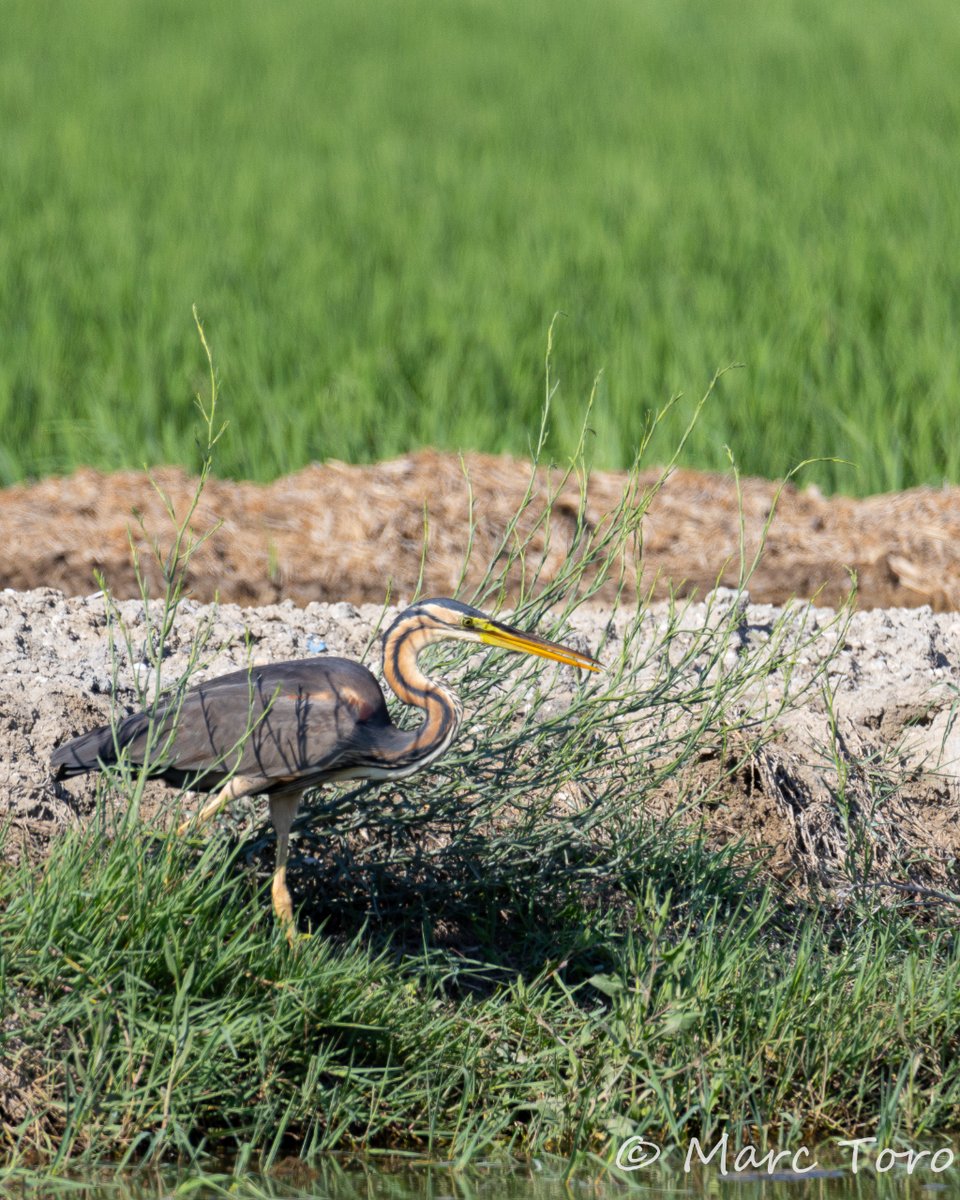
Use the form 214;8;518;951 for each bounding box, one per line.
381;612;464;770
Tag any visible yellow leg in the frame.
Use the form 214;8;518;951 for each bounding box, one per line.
268;792;302;946
176;775;259;837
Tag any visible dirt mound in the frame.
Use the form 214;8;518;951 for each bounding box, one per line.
3;588;959;905
3;452;960;609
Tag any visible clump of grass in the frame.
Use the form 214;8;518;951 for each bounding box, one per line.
3;332;960;1175
5;804;960;1170
284;351;835;946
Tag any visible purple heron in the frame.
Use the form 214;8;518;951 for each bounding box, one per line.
51;598;600;941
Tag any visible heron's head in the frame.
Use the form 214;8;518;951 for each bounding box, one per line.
389;597;601;672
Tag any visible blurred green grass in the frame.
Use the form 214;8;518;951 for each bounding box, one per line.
2;0;960;492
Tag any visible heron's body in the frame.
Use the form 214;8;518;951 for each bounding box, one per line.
52;657;458;793
51;598;598;940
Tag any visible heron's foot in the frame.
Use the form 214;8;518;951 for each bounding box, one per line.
276;905;311;950
283;925;312;951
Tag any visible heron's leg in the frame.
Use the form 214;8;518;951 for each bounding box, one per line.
176;775;260;837
268;792;302;945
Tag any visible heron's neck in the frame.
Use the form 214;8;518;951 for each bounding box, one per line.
382;621;464;769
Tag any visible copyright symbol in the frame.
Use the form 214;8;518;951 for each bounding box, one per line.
616;1136;661;1171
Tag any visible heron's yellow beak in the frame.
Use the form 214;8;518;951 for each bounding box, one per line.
477;619;601;672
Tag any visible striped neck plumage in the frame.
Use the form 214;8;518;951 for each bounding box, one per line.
381;612;464;769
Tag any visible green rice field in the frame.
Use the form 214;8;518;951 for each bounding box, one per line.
2;0;960;490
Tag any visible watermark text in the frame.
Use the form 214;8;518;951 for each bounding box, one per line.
615;1132;956;1177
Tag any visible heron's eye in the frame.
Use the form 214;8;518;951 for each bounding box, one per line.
462;616;475;629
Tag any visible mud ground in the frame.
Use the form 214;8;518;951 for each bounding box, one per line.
3;453;960;610
3;587;959;905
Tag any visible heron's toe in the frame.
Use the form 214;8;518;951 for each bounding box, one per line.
284;926;312;951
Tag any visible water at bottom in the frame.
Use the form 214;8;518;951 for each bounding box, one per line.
6;1142;959;1200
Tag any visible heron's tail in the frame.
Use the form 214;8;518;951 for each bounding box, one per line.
50;723;115;779
50;713;151;780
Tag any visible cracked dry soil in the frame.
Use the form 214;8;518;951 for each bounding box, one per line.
2;586;959;905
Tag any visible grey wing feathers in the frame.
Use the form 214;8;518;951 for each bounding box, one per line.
50;658;392;793
50;710;153;779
